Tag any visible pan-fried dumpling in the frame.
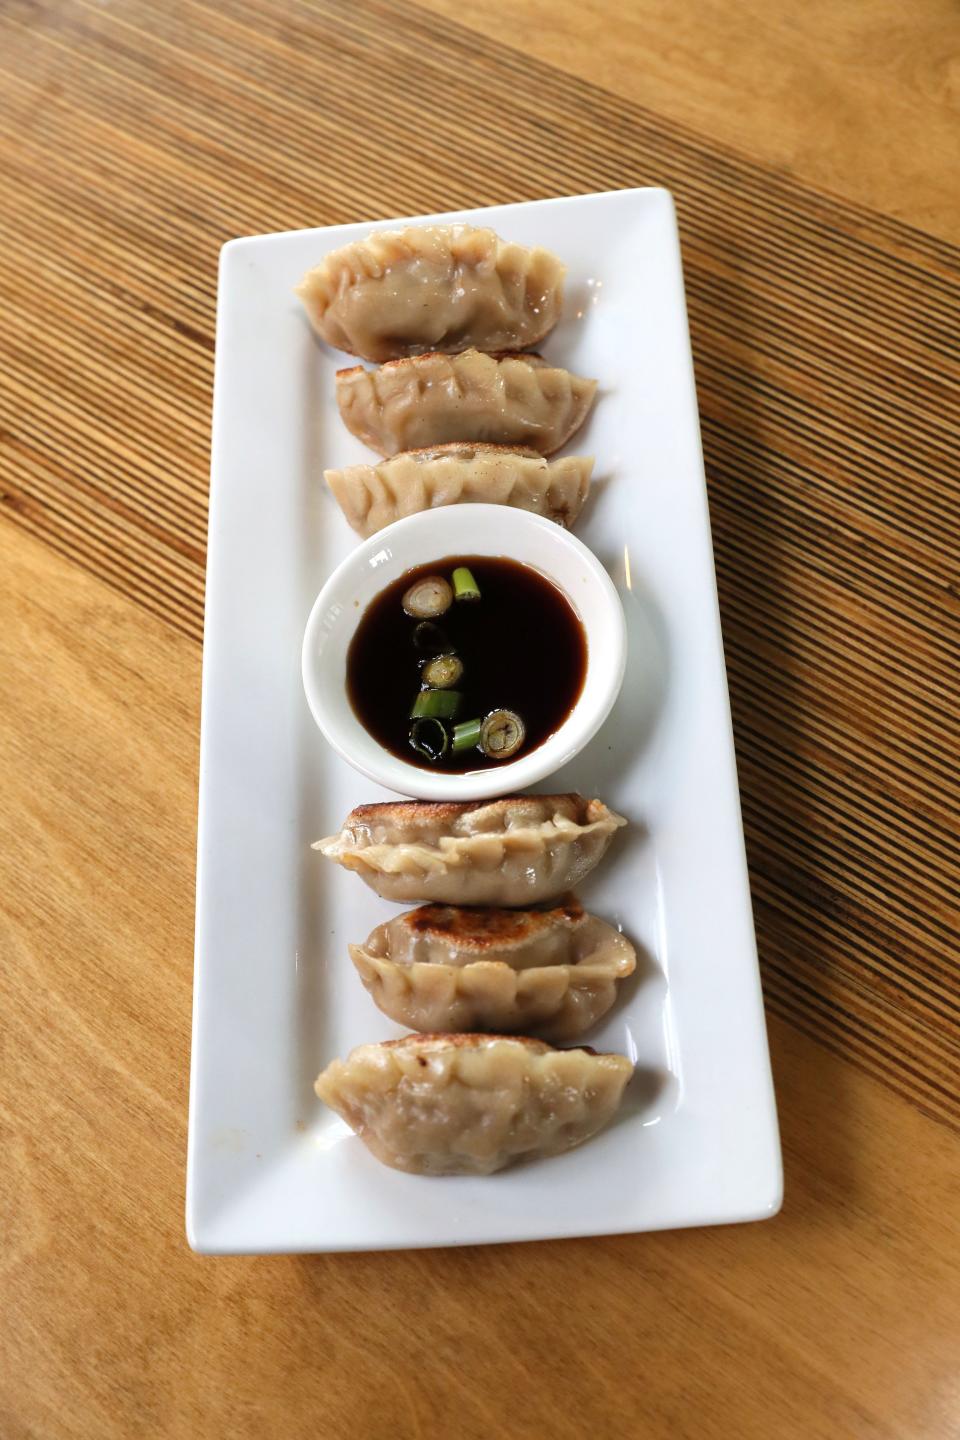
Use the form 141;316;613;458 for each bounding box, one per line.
325;443;593;538
296;225;565;362
336;350;597;457
349;897;637;1041
315;794;627;907
315;1034;633;1175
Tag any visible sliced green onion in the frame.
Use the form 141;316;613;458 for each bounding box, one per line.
452;717;483;753
422;653;463;689
480;709;525;760
452;566;480;602
409;717;449;763
402;575;453;619
411;689;462;720
412;621;450;653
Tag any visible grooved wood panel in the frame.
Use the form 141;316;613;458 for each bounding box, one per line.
1;0;957;1131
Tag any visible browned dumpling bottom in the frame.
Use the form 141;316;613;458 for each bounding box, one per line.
349;897;637;1042
315;793;628;907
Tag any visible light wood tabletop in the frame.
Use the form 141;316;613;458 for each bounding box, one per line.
2;2;958;1437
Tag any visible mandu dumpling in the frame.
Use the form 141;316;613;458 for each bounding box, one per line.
315;1034;633;1175
349;896;637;1042
315;794;627;907
336;349;597;457
324;442;593;538
296;225;565;362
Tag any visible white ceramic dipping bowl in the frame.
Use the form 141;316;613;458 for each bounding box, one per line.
301;505;626;801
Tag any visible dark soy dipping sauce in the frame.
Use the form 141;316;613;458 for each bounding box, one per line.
347;555;587;773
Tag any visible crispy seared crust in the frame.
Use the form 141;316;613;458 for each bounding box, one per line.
386;441;543;462
346;794;587;826
400;898;584;951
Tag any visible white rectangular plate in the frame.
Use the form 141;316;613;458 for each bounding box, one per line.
188;188;782;1253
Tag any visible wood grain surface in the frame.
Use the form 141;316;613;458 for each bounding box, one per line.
419;0;960;243
1;2;958;1437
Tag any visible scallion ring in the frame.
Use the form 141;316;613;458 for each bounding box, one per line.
402;575;453;619
421;654;463;689
409;717;449;763
479;709;525;760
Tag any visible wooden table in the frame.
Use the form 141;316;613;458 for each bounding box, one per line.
2;3;958;1436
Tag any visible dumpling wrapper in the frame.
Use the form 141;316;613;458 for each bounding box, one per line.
350;896;637;1042
336;350;597;457
315;794;627;907
315;1033;633;1175
324;443;593;538
296;225;565;362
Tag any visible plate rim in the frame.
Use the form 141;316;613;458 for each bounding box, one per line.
187;184;783;1254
